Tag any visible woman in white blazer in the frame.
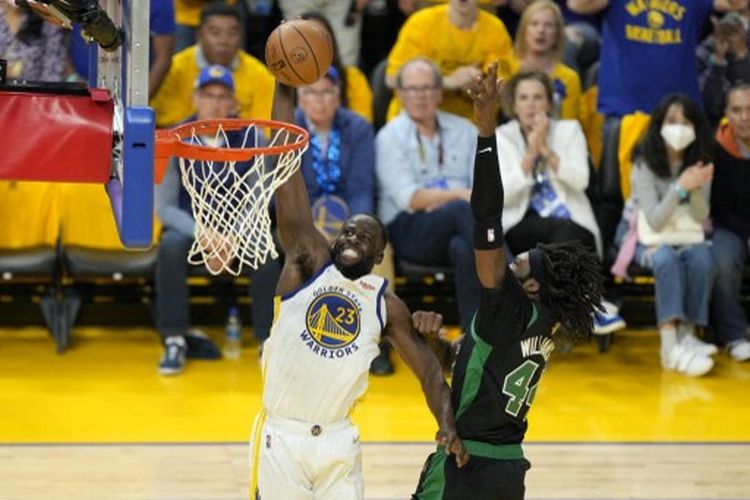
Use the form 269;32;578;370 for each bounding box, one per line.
496;69;602;258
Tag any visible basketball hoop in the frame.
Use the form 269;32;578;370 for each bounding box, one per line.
155;118;309;276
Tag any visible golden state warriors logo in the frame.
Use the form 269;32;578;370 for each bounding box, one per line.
306;293;361;349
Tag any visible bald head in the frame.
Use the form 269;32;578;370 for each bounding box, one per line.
396;58;442;90
396;58;443;124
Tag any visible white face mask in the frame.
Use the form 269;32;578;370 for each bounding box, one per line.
661;124;696;152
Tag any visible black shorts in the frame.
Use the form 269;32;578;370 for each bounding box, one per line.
412;449;531;500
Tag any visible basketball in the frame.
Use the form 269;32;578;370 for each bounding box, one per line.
265;19;334;87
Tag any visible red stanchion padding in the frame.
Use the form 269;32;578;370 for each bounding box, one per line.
0;89;114;183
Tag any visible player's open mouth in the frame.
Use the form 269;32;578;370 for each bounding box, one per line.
341;248;360;260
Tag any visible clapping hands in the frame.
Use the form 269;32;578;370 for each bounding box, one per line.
677;161;714;192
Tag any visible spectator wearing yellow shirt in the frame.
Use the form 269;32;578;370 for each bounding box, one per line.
150;2;275;128
509;0;581;122
385;0;513;122
301;12;373;123
397;0;506;15
173;0;238;52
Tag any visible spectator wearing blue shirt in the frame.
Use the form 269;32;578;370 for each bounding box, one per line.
568;0;744;118
69;0;175;98
295;67;376;238
376;58;480;335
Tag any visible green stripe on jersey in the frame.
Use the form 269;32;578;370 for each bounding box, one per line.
461;440;524;460
455;316;493;420
526;302;538;329
413;449;447;499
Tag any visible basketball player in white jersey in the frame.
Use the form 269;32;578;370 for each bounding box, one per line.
248;81;468;499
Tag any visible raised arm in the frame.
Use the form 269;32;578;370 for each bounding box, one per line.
466;63;506;289
272;82;330;260
384;293;468;468
714;0;749;12
567;0;609;14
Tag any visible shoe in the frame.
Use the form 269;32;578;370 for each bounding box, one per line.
370;344;394;376
159;336;187;375
727;339;750;362
593;301;626;335
679;332;718;356
661;343;714;377
185;329;222;360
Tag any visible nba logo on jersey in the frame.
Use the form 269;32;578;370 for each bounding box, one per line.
301;288;363;358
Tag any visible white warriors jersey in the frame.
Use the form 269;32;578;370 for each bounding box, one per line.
261;263;388;423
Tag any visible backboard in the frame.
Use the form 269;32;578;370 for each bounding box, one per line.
93;0;155;249
0;0;154;249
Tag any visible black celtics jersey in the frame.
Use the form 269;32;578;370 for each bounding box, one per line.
450;269;557;445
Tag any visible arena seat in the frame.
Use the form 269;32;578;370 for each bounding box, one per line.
56;184;160;351
370;59;393;132
0;181;67;349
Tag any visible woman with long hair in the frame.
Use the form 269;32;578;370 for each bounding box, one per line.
615;93;717;376
509;0;582;121
497;69;625;335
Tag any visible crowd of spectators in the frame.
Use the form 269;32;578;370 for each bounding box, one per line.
2;0;750;378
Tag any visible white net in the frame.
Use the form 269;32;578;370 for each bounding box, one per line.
176;121;307;276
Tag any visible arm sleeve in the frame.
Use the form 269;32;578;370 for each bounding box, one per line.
631;160;681;231
550;121;590;192
496;127;534;207
470;135;504;249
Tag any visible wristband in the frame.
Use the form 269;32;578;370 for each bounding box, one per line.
673;183;689;201
474;217;504;250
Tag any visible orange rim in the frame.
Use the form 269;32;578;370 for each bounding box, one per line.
154;118;309;182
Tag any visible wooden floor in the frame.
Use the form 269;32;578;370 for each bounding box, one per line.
1;326;750;499
2;442;749;499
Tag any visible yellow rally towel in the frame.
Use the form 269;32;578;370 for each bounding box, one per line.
618;112;651;200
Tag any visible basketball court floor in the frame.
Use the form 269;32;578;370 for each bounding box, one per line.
1;326;749;499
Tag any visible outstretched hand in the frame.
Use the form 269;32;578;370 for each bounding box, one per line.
436;429;469;468
466;62;503;137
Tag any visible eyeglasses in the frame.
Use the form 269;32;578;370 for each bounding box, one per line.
299;89;339;99
399;85;440;97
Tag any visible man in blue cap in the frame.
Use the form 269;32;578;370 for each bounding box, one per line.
190;64;238;123
154;64;281;375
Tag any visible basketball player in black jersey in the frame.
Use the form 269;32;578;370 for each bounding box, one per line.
412;63;605;500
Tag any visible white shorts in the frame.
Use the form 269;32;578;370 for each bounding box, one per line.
249;411;363;500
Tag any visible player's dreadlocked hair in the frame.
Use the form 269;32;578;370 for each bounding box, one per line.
537;241;605;341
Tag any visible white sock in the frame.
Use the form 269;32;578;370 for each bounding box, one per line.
659;325;678;353
677;322;696;342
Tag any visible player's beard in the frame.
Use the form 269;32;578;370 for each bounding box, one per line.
330;246;374;280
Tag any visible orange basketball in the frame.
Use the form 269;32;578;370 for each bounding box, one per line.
265;19;334;87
